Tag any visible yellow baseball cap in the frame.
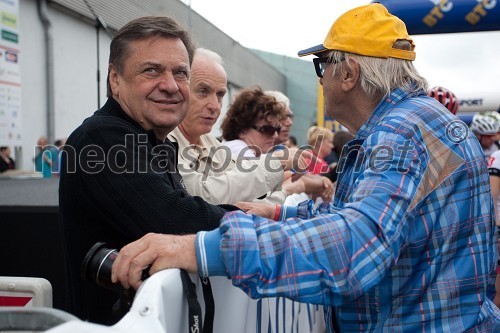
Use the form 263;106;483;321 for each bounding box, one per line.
298;3;415;61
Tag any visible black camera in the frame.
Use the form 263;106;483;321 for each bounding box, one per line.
82;242;150;318
81;242;121;293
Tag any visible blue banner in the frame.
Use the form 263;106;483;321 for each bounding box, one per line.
376;0;500;34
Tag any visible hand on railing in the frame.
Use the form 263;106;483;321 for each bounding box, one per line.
112;234;197;290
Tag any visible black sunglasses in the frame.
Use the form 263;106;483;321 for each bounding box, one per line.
313;56;344;78
251;124;282;136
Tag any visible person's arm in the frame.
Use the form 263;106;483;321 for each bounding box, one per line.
178;146;284;205
301;174;334;201
177;135;312;205
249;173;334;210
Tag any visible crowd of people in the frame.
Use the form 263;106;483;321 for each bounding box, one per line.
13;2;499;332
0;137;67;175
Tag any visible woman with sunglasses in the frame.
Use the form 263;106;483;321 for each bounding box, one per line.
221;87;284;157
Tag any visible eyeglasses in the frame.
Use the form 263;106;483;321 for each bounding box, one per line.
286;113;294;119
313;56;344;78
251;124;282;136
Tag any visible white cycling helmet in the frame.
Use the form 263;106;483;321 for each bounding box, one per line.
470;114;499;135
481;111;500;124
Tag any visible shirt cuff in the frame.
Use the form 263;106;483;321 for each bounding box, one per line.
280;205;298;219
196;229;227;278
297;199;314;219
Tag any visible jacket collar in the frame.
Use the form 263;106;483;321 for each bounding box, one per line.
102;97;170;148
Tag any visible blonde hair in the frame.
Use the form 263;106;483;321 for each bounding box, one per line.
307;126;333;149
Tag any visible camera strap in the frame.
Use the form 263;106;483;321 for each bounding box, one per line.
199;277;214;333
179;270;215;333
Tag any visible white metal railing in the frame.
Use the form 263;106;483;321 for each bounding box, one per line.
1;269;325;333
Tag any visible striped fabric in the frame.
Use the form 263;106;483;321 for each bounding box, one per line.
196;88;500;332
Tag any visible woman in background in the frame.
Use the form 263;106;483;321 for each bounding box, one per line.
305;126;334;174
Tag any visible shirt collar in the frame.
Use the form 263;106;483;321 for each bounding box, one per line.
169;127;210;158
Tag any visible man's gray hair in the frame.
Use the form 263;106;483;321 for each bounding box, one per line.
327;40;428;98
195;48;224;66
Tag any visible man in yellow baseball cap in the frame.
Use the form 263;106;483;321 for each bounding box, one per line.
111;4;500;332
298;3;415;60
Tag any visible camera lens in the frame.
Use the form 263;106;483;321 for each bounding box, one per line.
82;242;121;293
82;241;150;294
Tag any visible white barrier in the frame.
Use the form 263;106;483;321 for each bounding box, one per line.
0;276;52;308
42;269;324;333
194;276;324;333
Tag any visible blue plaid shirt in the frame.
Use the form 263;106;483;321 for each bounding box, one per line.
196;88;500;332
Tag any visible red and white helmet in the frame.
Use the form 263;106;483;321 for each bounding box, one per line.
427;86;459;115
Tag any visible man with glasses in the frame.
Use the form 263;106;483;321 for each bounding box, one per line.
112;4;499;332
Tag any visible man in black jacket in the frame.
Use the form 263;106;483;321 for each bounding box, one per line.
59;16;233;324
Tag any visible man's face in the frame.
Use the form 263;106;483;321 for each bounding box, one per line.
480;134;496;150
276;107;294;144
37;137;47;149
109;37;190;140
319;54;341;119
180;54;227;142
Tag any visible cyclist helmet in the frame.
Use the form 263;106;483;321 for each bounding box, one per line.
470;114;499;135
427;86;459;115
482;111;500;124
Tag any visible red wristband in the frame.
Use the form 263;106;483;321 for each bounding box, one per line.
273;205;281;221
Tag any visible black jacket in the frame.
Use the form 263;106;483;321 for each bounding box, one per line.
59;98;230;324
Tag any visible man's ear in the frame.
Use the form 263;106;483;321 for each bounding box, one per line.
341;60;360;92
108;64;119;98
